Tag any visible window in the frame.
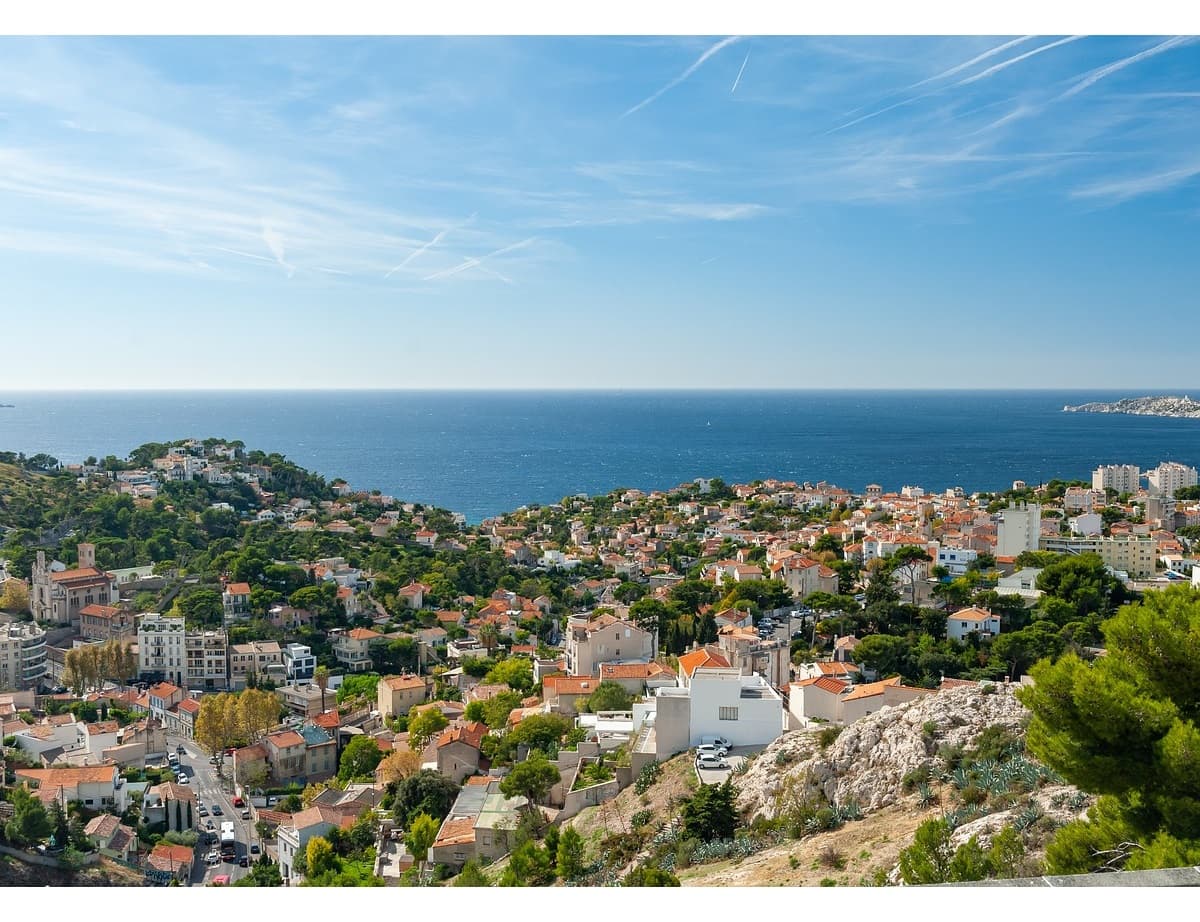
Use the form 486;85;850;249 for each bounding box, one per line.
719;706;739;721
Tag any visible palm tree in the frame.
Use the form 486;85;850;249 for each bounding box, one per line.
314;665;330;713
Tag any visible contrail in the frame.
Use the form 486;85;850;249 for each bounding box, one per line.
906;36;1037;89
731;53;749;93
1060;35;1196;99
956;35;1086;86
623;36;741;118
423;236;537;282
385;229;448;278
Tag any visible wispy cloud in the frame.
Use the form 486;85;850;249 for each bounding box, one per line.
731;53;749;94
957;35;1087;86
385;228;450;279
1072;161;1200;203
907;36;1037;89
261;223;295;277
622;36;741;118
1059;35;1197;99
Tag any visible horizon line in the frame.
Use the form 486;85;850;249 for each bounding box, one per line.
2;386;1197;394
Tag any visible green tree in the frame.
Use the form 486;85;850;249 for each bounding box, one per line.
681;779;737;842
391;770;461;828
234;856;284;886
586;680;633;713
1034;553;1128;619
407;707;449;752
176;588;223;626
335;672;380;705
337;734;386;782
405;812;439;870
1020;586;1200;870
623;865;681;886
499;753;561;807
454;860;492;887
555;825;585;880
898;818;956;885
305;835;337;878
482;656;534;693
852;633;912;678
4;787;53;847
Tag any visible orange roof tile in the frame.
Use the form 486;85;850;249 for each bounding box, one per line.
434;817;477;847
678;648;730;678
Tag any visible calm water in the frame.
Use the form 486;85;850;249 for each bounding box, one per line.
1;390;1198;523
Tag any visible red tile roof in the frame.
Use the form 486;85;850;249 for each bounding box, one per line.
678;648;730;678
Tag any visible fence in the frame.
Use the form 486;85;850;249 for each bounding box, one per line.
0;842;100;868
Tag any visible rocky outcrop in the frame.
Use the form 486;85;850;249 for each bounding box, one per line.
1063;395;1200;419
738;686;1029;819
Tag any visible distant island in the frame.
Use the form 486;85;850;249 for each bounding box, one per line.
0;403;13;408
1063;395;1200;419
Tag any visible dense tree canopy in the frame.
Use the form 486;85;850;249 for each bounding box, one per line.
1020;586;1200;871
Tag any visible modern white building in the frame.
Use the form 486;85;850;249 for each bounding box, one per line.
0;621;48;691
1147;462;1198;497
649;667;785;760
185;630;229;692
282;643;316;681
996;502;1041;557
137;613;186;686
1093;464;1141;495
935;546;978;576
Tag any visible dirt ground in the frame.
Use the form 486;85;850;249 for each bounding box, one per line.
677;801;931;887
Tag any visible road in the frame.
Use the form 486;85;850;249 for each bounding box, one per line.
169;734;258;886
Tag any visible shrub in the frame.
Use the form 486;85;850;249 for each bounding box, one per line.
774;750;794;767
901;765;931;792
960;785;987;806
819;846;846;870
789;854;800;870
634;761;662;795
630;810;653;829
818;726;843;749
921;721;938;740
819;877;838;886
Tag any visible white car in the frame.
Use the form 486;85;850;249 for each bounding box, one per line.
696;754;730;770
206;851;220;866
177;774;189;785
696;743;728;758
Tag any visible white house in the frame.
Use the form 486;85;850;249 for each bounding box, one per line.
1069;513;1103;537
935;546;977;576
995;567;1043;601
946;606;1002;641
650;667;784;760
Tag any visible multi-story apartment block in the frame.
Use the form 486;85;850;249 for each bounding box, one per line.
1147;462;1198;497
0;621;48;691
185;630;228;691
1093;464;1141;495
221;582;252;624
282;643;316;682
31;545;119;627
565;613;656;677
79;604;136;643
330;628;380;673
1039;534;1156;579
996;502;1041;557
229;641;284;689
137;613;186;686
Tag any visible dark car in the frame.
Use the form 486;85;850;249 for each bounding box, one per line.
239;856;249;867
211;805;223;816
250;844;260;855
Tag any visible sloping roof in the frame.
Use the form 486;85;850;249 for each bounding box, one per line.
147;843;193;871
346;627;382;641
49;567;111;585
79;604;123;619
600;662;669;680
951;606;997;623
383;675;426;691
433;816;477;847
84;813;120;839
841;676;903;702
266;730;305;749
793;677;848;695
678;648;730;678
543;675;600;696
148;781;196;803
436;721;487;751
225;582;252;595
16;765;116;787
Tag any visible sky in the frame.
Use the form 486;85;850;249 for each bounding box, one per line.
1;35;1199;390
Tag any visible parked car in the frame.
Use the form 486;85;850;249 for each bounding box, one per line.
695;754;730;770
198;805;209;817
240;809;251;820
250;844;260;855
696;743;728;758
701;735;731;749
231;796;244;807
177;774;189;785
205;820;215;831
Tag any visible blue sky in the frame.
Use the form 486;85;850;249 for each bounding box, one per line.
1;35;1199;390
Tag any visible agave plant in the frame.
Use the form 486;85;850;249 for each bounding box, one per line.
917;783;938;807
951;766;972;790
1014;803;1043;831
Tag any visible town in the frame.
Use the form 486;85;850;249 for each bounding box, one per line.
1;439;1199;886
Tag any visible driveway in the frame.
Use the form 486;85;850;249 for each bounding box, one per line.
693;745;761;785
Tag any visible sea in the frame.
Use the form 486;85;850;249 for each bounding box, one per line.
1;390;1198;524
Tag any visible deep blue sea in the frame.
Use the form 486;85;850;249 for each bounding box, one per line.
1;390;1198;523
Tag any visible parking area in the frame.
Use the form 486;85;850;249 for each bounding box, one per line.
694;745;761;785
